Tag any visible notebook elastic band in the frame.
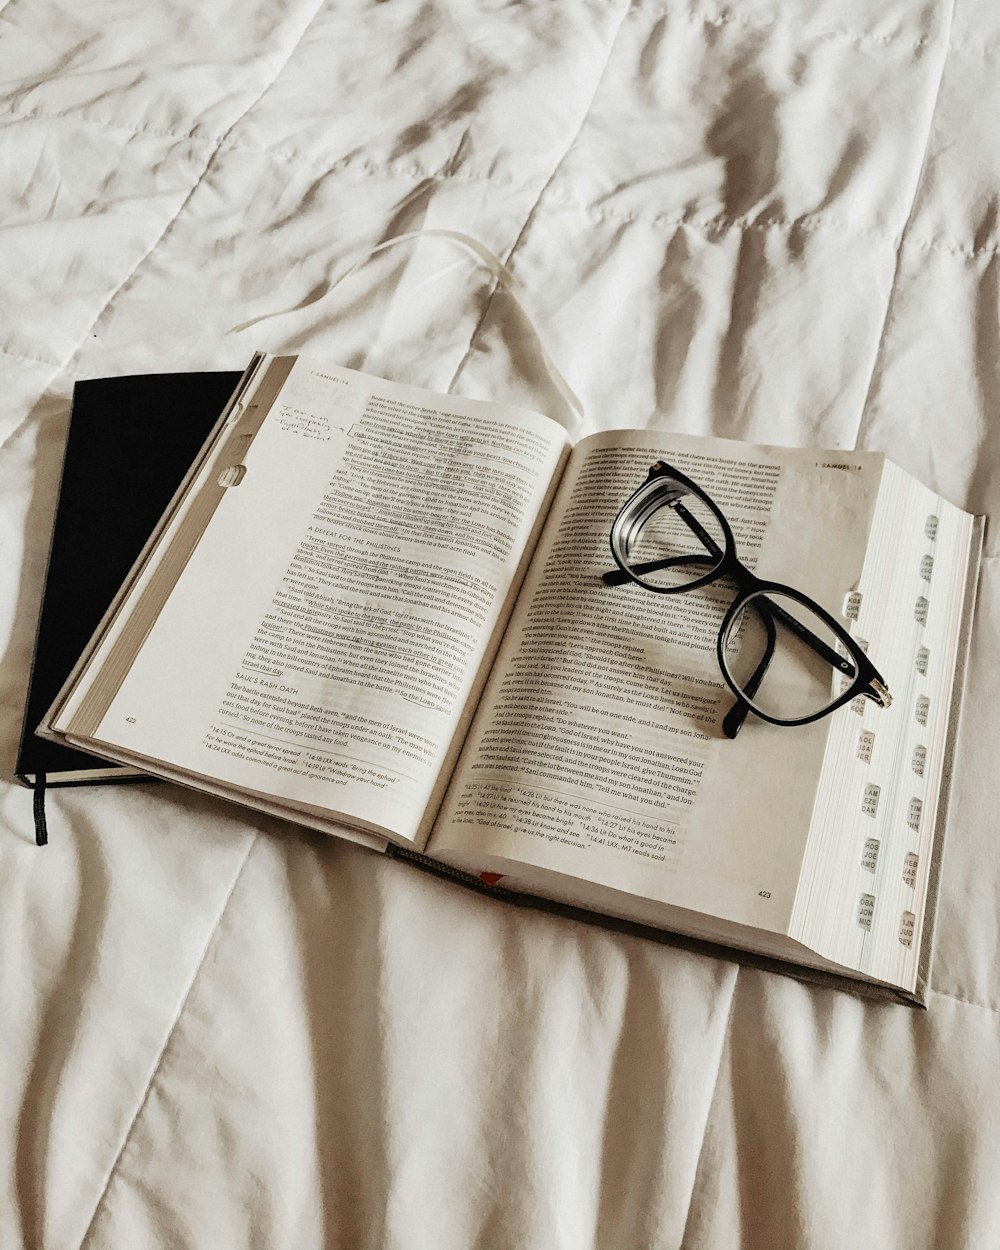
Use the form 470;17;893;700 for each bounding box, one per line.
33;772;48;847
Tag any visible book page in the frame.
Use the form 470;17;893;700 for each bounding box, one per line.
429;430;884;936
60;358;568;845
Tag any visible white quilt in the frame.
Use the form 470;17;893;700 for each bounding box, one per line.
3;1;999;1246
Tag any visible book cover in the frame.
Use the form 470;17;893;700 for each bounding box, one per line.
16;370;243;787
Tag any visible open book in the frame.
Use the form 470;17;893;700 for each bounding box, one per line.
41;354;983;1000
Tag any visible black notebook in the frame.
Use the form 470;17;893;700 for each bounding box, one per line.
16;370;243;788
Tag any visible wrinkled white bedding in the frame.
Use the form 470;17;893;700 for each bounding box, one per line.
3;1;1000;1246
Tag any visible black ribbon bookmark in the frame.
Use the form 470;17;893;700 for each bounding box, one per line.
33;772;48;846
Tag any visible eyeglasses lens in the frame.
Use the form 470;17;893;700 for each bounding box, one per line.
621;486;727;591
720;589;855;722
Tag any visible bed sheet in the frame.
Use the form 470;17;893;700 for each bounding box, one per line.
2;1;999;1246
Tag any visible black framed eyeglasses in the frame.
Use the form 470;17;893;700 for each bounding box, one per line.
603;461;892;738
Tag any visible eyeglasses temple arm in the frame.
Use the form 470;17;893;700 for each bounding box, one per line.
722;605;776;739
672;500;725;561
603;559;857;680
757;594;856;678
603;497;725;586
601;553;709;586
